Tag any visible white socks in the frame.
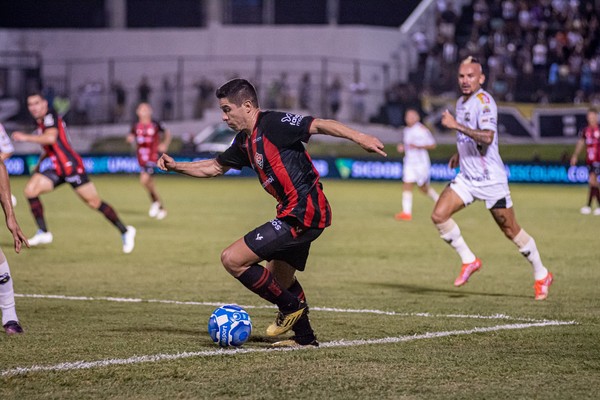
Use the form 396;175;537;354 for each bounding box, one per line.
402;187;439;215
0;257;18;325
513;229;548;280
402;191;413;215
436;219;476;264
427;187;440;202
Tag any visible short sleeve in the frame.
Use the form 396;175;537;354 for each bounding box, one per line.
42;112;59;131
476;92;497;132
216;132;251;170
261;111;314;148
0;125;14;154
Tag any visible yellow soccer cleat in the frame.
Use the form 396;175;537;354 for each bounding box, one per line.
266;302;308;337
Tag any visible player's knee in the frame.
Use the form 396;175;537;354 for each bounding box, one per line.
87;198;102;209
430;210;446;225
220;248;242;276
23;184;38;198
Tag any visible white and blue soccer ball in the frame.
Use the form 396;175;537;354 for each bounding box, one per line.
208;304;252;347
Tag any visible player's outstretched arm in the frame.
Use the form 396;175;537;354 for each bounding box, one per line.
310;118;387;157
157;153;228;178
441;110;494;145
0;161;28;253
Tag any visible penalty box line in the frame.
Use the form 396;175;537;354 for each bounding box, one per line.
1;320;575;377
15;293;572;324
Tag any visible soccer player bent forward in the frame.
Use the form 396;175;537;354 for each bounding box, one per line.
158;78;386;346
433;57;553;300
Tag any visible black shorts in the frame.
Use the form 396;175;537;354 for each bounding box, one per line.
42;169;90;189
587;163;600;176
244;218;324;271
140;162;157;175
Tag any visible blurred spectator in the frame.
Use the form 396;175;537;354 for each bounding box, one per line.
137;75;152;104
194;77;214;119
326;76;342;119
349;79;367;124
161;77;174;121
298;72;312;111
111;81;126;123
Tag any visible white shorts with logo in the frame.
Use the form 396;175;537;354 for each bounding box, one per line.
403;164;430;186
450;173;513;209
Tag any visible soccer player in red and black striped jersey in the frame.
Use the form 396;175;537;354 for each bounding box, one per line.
127;102;171;220
12;93;136;254
571;108;600;215
158;78;386;347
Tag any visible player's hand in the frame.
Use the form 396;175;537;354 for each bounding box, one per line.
6;217;29;253
448;153;460;169
11;131;27;142
358;133;387;157
157;153;176;171
126;135;134;144
396;144;404;153
441;110;457;131
570;155;578;166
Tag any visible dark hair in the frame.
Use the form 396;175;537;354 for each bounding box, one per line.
215;78;259;107
26;90;44;99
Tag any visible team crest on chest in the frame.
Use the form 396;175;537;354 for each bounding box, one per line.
255;153;264;169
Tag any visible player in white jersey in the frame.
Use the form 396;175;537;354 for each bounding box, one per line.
0;123;18;207
0;123;29;335
431;56;553;300
395;108;439;221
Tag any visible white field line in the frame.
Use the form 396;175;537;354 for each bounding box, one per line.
1;320;575;377
15;293;566;323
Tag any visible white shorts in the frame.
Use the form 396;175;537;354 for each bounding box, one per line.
450;174;513;209
403;164;430;186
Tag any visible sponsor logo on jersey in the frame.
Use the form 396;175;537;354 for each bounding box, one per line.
255;153;264;169
483;106;491;114
0;272;10;285
255;233;263;241
43;114;55;127
477;93;490;104
262;175;274;188
281;113;304;126
464;112;471;122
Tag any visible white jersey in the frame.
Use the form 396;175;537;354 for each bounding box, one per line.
0;123;15;155
454;88;507;186
403;122;435;169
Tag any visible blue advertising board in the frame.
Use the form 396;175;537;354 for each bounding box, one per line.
6;154;591;184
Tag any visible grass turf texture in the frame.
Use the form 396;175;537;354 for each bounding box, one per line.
1;175;598;399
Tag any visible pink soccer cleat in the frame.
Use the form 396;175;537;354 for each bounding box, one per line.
454;258;482;287
534;272;553;300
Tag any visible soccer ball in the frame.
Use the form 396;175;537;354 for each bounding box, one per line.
208;304;252;347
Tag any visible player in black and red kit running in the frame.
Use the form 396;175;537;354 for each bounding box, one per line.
128;102;171;220
12;93;136;253
571;108;600;215
158;78;386;347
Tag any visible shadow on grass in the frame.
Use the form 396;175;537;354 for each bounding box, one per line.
368;282;530;299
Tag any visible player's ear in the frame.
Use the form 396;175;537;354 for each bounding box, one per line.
479;73;486;85
242;99;254;113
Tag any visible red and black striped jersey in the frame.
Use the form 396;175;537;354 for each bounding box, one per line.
217;111;331;229
129;120;165;165
579;124;600;164
37;111;85;176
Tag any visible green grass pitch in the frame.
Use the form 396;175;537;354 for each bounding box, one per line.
1;175;598;399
